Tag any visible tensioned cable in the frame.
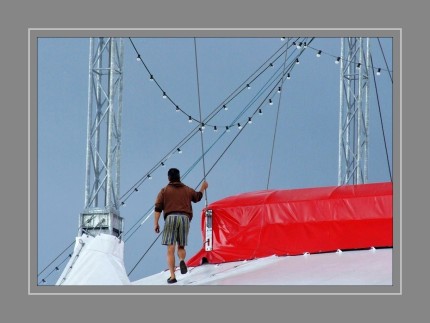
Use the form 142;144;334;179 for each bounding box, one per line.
267;39;290;189
127;230;163;276
377;38;393;84
38;240;75;277
370;54;392;181
194;38;208;207
38;253;71;285
119;125;201;203
57;240;86;286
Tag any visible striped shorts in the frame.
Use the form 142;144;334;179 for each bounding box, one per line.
162;214;190;246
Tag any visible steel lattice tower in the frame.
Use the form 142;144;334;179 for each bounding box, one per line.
338;37;371;185
80;38;124;237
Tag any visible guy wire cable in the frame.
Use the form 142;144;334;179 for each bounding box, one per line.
194;38;208;207
267;38;290;189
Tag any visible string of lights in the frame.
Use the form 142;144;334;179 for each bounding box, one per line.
128;37;310;130
306;41;392;75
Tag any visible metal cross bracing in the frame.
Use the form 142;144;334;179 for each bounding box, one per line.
338;37;371;185
80;37;124;237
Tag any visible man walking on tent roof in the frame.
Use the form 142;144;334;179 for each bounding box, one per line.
154;168;208;284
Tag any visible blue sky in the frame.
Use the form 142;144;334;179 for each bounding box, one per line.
37;36;392;284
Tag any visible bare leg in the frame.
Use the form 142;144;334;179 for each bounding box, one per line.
177;245;186;261
167;244;176;278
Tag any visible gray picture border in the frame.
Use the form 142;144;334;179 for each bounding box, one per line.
30;28;400;295
4;0;429;321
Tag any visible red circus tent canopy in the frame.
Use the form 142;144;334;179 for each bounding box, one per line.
187;182;393;267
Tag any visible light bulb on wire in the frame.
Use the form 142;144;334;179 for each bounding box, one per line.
188;116;192;123
223;104;228;111
269;99;273;105
377;68;381;76
259;109;263;115
136;54;141;61
316;50;322;57
162;92;167;99
335;57;341;64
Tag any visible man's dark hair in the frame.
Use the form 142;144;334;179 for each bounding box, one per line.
168;168;180;182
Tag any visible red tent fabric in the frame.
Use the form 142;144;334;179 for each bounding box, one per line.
187;182;393;266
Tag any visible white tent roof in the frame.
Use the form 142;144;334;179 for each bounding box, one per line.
132;247;392;285
56;234;391;286
56;234;130;285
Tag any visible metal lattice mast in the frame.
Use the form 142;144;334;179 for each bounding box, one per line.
338;37;370;185
80;38;124;237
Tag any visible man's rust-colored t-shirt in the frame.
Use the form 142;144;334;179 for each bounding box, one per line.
154;182;203;220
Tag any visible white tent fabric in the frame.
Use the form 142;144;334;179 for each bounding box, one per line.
132;248;392;285
55;234;391;286
56;234;130;285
